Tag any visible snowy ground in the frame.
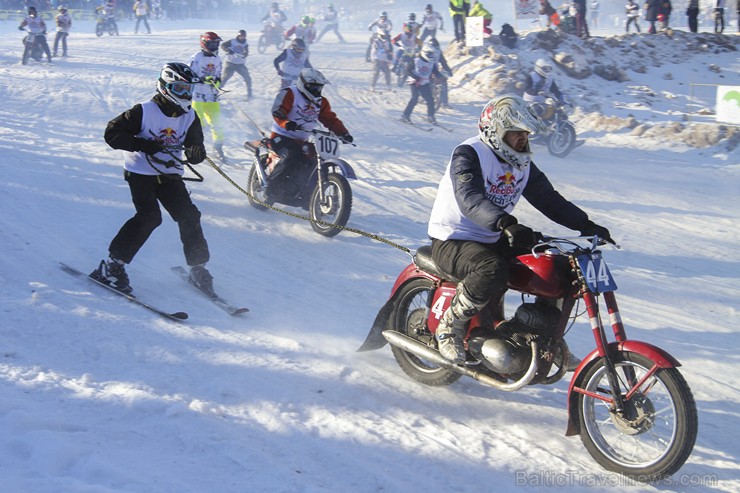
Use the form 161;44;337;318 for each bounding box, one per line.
0;17;739;493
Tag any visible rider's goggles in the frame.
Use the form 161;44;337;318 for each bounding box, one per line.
304;82;324;96
167;81;194;99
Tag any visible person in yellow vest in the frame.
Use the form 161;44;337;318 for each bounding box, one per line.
449;0;470;43
133;0;151;34
469;0;493;36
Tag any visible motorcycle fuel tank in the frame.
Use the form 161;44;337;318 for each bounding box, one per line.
507;253;569;299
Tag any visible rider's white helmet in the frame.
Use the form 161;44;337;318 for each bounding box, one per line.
296;68;330;106
478;95;545;170
534;58;553;77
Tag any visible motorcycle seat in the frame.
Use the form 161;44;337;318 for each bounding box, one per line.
414;245;461;283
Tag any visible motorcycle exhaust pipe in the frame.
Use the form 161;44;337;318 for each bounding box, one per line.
382;330;540;391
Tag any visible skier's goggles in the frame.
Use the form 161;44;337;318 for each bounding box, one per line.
167;81;194;98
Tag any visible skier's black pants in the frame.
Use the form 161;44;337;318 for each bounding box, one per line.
452;14;465;41
371;60;391;88
221;62;252;96
53;31;68;55
135;15;151;33
109;171;209;266
403;84;434;120
317;23;344;42
431;237;522;304
420;28;437;42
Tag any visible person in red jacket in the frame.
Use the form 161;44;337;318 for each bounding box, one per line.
268;68;353;204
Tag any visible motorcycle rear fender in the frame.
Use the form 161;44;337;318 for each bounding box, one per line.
324;158;357;180
357;264;439;352
564;340;681;436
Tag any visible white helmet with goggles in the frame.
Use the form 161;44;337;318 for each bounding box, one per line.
157;62;200;113
478;95;545;170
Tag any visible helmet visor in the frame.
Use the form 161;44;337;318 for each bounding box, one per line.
167;81;194;99
304;82;323;97
204;40;220;52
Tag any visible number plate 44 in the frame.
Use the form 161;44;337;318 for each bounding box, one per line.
576;253;617;293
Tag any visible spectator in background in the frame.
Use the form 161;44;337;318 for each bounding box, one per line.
133;0;151;34
687;0;699;32
499;22;518;48
589;0;600;28
626;0;641;32
714;0;725;33
53;5;72;57
644;0;660;33
573;0;590;38
658;0;672;29
468;0;493;36
449;0;470;43
540;0;559;28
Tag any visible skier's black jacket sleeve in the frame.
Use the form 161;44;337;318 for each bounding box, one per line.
450;144;590;232
104;94;205;162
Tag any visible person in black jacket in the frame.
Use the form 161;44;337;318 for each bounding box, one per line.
427;95;612;363
91;63;214;296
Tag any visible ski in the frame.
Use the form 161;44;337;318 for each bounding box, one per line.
400;118;433;132
171;266;249;316
59;262;189;322
432;122;455;133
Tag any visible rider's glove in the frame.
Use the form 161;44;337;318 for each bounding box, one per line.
339;133;353;144
503;224;537;250
18;25;24;30
497;214;518;230
285;121;299;131
580;220;614;244
133;138;164;156
277;69;286;77
185;144;207;164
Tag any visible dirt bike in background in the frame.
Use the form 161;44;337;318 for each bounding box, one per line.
244;128;356;237
360;235;697;480
529;99;579;158
258;21;286;54
95;10;119;36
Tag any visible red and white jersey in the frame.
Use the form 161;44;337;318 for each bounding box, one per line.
123;101;196;176
189;52;222;103
270;86;348;142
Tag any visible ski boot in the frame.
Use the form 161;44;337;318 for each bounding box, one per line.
189;265;215;298
90;257;132;294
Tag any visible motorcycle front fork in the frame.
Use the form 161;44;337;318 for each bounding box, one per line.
583;291;631;411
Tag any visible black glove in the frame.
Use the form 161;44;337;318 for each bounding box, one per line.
339;134;353;144
18;25;24;31
580;220;614;244
285;121;299;131
497;214;518;231
134;138;164;156
185;144;207;164
503;224;537;250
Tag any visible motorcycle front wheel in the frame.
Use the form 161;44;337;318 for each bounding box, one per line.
246;162;270;211
577;351;697;480
547;121;577;158
95;23;104;37
390;278;462;386
308;173;352;237
257;34;268;54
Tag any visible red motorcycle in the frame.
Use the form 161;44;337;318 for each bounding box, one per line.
360;235;697;480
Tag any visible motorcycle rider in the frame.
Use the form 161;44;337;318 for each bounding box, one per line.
274;38;312;89
53;5;72;57
284;15;317;45
220;29;253;100
261;1;287;27
18;6;52;64
427;95;612;364
96;1;119;36
92;62;213;296
523;58;565;120
267;68;353;204
189;32;225;160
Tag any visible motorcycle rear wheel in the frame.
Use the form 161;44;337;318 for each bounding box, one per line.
547;121;576;158
390;278;462;386
577;352;697;480
246;162;270;211
308;173;352;237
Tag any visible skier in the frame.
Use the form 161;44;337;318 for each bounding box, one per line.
133;0;151;34
284;15;316;45
366;11;393;62
315;3;345;43
91;62;213;296
426;38;453;109
267;68;353;203
220;29;253;100
274;38;312;89
420;3;445;42
427;95;612;363
53;5;72;58
18;6;52;65
401;44;441;125
369;31;393;92
189;32;226;160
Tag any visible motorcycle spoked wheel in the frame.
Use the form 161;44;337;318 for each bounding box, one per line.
547;121;577;158
577;352;698;480
275;36;286;51
246;161;270;211
432;82;442;112
96;23;104;37
257;34;268;54
108;24;117;36
308;173;352;237
389;278;462;386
